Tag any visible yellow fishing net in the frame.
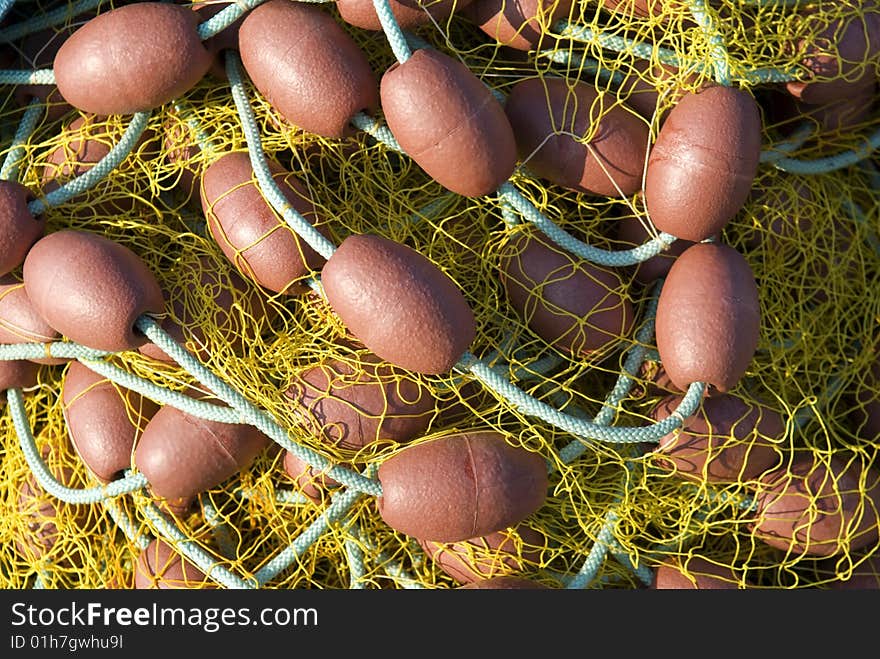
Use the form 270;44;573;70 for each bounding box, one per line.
0;0;878;590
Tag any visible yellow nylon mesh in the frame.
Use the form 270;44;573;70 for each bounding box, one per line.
0;0;878;590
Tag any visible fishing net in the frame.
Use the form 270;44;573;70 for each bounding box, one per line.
0;0;878;591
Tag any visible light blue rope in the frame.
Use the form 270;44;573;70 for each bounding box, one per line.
226;52;337;261
535;48;621;85
773;125;880;174
554;20;801;84
28;111;151;215
0;0;14;23
499;196;520;227
0;341;109;362
609;537;654;586
760;124;814;163
688;0;730;86
196;0;267;41
557;282;663;463
459;351;706;443
567;509;620;588
77;358;243;425
233;487;312;506
497;182;676;267
0;0;102;43
353;525;426;589
0;98;42;182
350;111;402;150
254;486;363;585
346;535;367;589
200;494;236;558
171;99;217;155
8;388;149;504
136;315;383;497
556;20;676;66
372;0;411;64
140;498;256;589
0;68;55;85
103;498;151;551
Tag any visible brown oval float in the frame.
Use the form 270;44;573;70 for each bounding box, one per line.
134;399;271;502
645;85;762;242
22;230;165;352
750;455;880;557
200;151;328;295
284;354;437;450
322;233;476;374
239;0;379;138
655;243;760;394
53;3;212;115
377;430;547;542
62;361;159;483
499;229;634;358
504;76;648;197
650;393;783;483
380;48;516;197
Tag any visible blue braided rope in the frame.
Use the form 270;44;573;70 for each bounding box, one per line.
139;498;257;589
557;282;663;463
535;48;621;85
200;494;236;558
8;388;149;504
773;125;880;174
346;534;367;589
353;526;426;589
350;111;402;150
499;195;520;227
136;315;383;497
0;68;55;85
196;0;268;41
77;358;242;425
0;0;102;43
556;20;676;65
609;537;654;586
688;0;731;86
497;182;676;267
567;509;620;588
458;351;706;443
102;498;152;551
372;0;411;64
0;0;14;23
233;487;312;506
760;124;814;163
554;20;801;83
28;111;151;215
254;486;363;585
0;98;42;182
226;51;337;261
0;341;109;361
